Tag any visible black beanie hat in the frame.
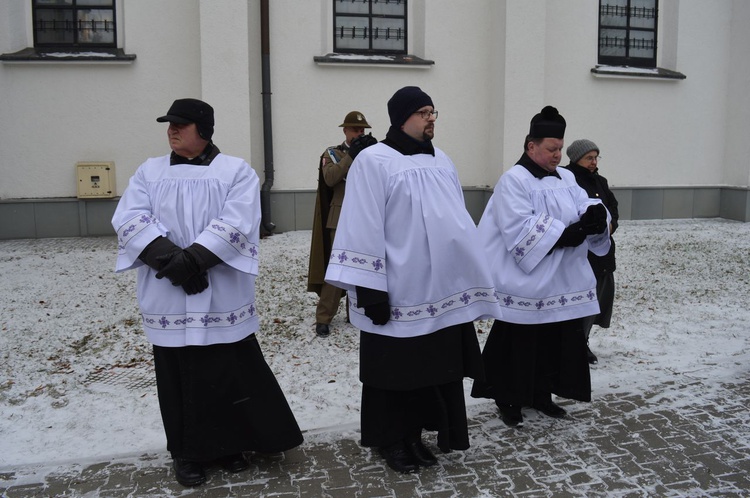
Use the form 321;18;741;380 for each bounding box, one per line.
529;105;566;139
157;98;215;141
387;86;434;128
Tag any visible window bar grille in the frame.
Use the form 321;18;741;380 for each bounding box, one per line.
599;36;654;50
600;4;656;19
39;20;76;32
631;7;656;19
338;26;403;40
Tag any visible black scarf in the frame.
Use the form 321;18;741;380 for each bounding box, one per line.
517;152;561;179
382;126;435;156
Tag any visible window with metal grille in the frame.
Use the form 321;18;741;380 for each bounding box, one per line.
598;0;657;67
333;0;407;54
32;0;116;49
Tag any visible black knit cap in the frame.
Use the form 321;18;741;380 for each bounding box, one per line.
157;98;215;141
529;105;566;139
387;86;434;128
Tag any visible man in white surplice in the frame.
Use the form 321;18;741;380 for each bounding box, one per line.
325;86;502;474
112;98;301;487
471;106;611;428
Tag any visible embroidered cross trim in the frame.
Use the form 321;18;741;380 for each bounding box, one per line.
117;213;157;253
142;302;257;330
206;219;259;262
351;287;498;323
512;213;552;265
328;249;386;274
499;288;597;312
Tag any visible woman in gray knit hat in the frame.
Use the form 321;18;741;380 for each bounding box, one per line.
564;139;619;365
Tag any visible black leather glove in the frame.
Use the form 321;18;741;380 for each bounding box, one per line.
182;272;209;295
348;133;378;159
139;236;182;271
184;243;222;272
155;250;201;286
156;243;222;286
579;204;607;235
555;222;588;248
356;286;390;325
364;302;390;325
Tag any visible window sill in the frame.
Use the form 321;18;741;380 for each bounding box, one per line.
314;53;433;68
591;65;686;80
0;47;136;65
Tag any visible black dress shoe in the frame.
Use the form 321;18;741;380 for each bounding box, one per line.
532;399;567;419
379;441;419;473
315;323;330;337
587;346;599;364
173;458;206;487
218;453;249;473
405;438;437;467
496;402;523;427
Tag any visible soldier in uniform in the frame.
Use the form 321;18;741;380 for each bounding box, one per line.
307;111;377;337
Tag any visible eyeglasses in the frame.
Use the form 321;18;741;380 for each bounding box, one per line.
413;109;438;120
581;155;601;162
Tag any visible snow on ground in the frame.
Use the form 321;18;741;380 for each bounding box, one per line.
1;219;749;468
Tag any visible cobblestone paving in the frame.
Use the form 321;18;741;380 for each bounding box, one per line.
2;376;749;497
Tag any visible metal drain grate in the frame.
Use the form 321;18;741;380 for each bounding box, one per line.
84;366;156;390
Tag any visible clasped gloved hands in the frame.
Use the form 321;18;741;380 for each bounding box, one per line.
180;272;210;295
348;133;378;160
155;243;222;295
555;204;608;248
356;286;391;325
155;248;201;286
139;237;220;295
579;203;608;235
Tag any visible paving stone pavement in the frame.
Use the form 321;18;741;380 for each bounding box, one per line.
2;375;749;498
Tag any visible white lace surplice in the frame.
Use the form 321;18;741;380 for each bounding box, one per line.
112;154;261;347
325;143;502;338
478;164;611;325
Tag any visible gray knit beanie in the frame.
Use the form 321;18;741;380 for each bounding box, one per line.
566;139;599;164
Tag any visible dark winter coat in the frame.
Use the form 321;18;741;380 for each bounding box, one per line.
564;163;618;274
307;142;352;295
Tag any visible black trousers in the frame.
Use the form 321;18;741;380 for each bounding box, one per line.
153;334;303;461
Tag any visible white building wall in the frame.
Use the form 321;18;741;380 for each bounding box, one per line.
498;0;549;182
724;0;750;187
542;0;732;189
0;0;204;199
199;1;254;166
263;0;505;190
0;0;748;202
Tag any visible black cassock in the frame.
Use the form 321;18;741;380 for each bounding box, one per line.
153;334;303;461
359;322;484;452
471;319;591;407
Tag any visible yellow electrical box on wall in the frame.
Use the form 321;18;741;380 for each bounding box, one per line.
76;162;116;199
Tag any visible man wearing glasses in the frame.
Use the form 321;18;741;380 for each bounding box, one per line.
308;111;377;338
325;87;502;473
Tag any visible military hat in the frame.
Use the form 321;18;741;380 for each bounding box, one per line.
339;111;371;128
